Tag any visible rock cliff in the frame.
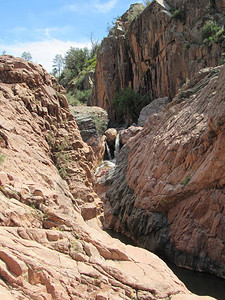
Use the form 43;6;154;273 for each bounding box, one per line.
0;55;210;299
103;64;225;278
90;0;225;122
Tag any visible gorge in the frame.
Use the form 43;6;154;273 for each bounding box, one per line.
0;55;211;300
0;0;224;299
92;0;225;277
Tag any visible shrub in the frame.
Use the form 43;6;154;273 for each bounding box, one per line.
66;89;92;106
54;151;72;179
92;115;108;135
181;176;191;185
0;151;6;165
113;87;149;124
184;41;191;49
201;21;224;44
172;9;185;22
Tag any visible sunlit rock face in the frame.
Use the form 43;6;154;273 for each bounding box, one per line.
103;64;225;278
0;55;208;300
91;0;224;121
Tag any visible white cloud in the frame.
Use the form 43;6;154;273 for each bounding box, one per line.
9;26;72;41
94;0;118;13
0;39;91;72
64;0;118;14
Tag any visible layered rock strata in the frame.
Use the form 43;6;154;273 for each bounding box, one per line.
91;0;225;121
70;105;108;167
103;65;225;278
0;55;209;299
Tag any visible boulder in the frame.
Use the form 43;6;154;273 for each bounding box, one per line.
105;128;117;144
70;105;108;166
138;97;170;127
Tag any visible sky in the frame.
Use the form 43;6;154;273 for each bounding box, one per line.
0;0;143;72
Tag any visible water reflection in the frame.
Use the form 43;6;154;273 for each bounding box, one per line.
166;261;225;300
105;229;225;300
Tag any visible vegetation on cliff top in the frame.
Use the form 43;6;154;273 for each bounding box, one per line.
52;39;100;106
107;1;154;37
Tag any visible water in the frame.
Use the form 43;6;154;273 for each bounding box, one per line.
105;141;112;161
105;230;225;300
94;160;115;175
104;133;120;161
114;134;120;160
166;261;225;300
103;132;225;299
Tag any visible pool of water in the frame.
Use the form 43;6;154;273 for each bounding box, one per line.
166;261;225;300
105;229;225;300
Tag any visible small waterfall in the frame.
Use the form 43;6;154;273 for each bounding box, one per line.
114;134;120;160
105;141;112;161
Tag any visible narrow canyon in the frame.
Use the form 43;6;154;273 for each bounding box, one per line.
0;0;224;299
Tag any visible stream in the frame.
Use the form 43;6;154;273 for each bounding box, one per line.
106;230;225;300
166;261;225;300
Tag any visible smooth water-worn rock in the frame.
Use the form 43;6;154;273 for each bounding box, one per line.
0;55;207;299
105;128;118;144
91;0;225;122
103;65;225;278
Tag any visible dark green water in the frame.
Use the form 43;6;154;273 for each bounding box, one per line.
105;230;225;300
166;261;225;300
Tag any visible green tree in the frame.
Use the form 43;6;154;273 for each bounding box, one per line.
21;51;32;61
57;42;99;105
52;54;64;76
201;20;223;41
65;47;89;76
58;47;89;89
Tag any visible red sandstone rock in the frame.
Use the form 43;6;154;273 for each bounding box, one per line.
102;65;225;278
119;126;143;145
91;0;224;122
0;55;206;299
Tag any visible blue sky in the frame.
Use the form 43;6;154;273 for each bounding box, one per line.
0;0;143;71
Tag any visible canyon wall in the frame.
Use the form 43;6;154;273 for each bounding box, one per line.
91;0;225;121
103;64;225;277
0;55;209;299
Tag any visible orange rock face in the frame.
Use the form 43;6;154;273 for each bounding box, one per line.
0;55;206;299
91;0;224;122
103;65;225;278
